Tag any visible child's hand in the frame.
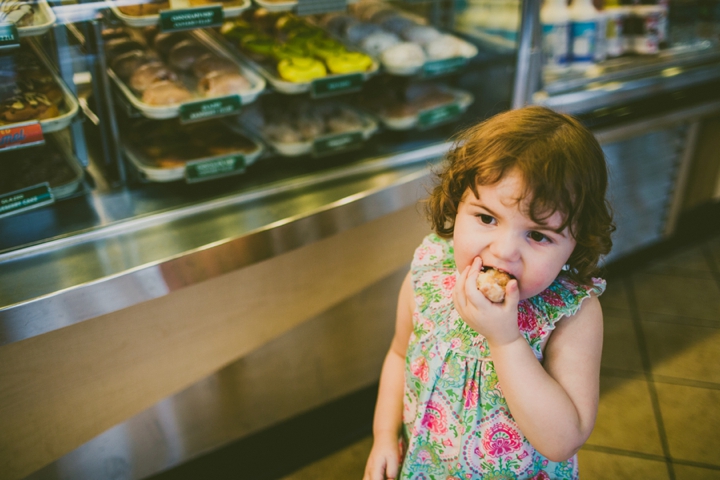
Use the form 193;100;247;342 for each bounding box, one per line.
363;434;401;480
453;257;521;347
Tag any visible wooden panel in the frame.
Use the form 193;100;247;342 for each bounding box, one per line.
0;205;430;480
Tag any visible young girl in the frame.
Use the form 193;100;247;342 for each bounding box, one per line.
363;106;614;480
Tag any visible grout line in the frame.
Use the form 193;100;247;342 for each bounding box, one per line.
582;444;668;463
702;243;720;290
625;276;676;480
583;444;720;471
651;374;720;391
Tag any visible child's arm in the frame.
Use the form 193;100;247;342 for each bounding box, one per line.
454;259;603;462
364;271;415;480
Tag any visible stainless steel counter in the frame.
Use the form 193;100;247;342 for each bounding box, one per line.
0;143;449;346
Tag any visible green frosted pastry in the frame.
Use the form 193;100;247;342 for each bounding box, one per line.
307;37;346;60
277;57;326;82
325;52;373;74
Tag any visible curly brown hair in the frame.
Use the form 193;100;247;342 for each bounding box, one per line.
425;106;614;285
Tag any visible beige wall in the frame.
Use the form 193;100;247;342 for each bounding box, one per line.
0;205;430;480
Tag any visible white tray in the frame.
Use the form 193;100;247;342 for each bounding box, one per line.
108;29;265;120
235;108;378;157
383;45;478;77
376;88;474;130
14;0;56;37
253;0;357;13
212;29;379;95
0;40;81;133
124;130;264;182
107;0;251;28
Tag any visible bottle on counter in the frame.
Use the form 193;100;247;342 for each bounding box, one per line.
604;0;627;57
570;0;606;67
541;0;571;70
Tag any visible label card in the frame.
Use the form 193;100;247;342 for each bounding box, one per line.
159;5;223;32
0;183;54;219
297;0;347;16
0;23;19;50
422;56;468;78
179;95;241;123
313;131;363;156
311;73;363;98
418;103;462;129
0;122;44;151
185;155;246;183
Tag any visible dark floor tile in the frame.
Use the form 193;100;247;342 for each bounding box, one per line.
599;280;632;311
642;245;714;277
281;436;371;480
673;463;720;479
632;272;720;321
602;309;644;374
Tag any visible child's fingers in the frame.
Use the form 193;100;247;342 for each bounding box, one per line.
385;454;399;479
502;279;520;309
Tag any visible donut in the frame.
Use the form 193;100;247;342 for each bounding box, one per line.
277;57;326;83
476;268;511;303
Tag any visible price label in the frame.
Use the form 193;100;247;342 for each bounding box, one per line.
185;155;246;183
179;95;241;123
0;23;19;50
159;5;223;32
313;131;363;156
0;183;54;219
0;122;44;151
297;0;347;16
311;73;363;98
422;57;468;78
418;103;462;129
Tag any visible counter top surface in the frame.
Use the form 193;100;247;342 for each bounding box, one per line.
0;144;447;345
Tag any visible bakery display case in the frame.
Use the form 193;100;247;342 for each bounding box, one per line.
4;1;720;479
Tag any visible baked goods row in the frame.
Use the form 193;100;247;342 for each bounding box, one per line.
0;0;55;37
317;0;477;76
218;9;377;94
0;41;78;131
104;26;264;119
108;0;250;28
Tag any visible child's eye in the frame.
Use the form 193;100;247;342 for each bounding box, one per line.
529;231;551;243
477;214;496;225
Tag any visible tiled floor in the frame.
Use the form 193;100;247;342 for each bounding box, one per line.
280;233;720;480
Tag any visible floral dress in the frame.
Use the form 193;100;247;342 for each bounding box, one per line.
401;234;605;480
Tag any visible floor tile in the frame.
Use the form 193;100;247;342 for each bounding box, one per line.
655;383;720;466
642;321;720;384
674;463;720;479
599;280;632;311
577;450;669;479
706;235;720;271
281;436;372;480
601;309;644;374
632;272;720;321
642;245;714;277
587;376;664;455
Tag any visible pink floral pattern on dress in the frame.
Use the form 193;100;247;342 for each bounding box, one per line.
400;234;605;479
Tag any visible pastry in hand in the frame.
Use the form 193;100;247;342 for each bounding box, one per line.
476;267;511;303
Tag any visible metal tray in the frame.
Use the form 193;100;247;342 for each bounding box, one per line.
123;124;264;182
108;0;251;28
0;40;80;133
0;133;84;208
108;29;265;120
14;0;56;37
212;27;379;95
374;88;474;130
234;105;378;157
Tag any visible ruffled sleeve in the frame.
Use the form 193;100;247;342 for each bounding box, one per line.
518;276;606;358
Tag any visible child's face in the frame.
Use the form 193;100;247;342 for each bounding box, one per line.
453;169;577;300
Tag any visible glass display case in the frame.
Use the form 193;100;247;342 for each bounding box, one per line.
3;1;720;479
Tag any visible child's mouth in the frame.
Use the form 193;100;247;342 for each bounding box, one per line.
481;265;516;280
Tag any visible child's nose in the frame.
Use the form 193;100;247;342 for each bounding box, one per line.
489;233;520;262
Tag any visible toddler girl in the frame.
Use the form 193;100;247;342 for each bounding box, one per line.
364;106;614;480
